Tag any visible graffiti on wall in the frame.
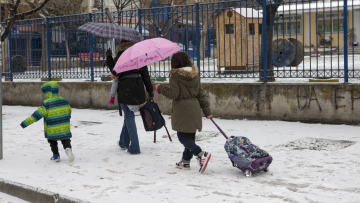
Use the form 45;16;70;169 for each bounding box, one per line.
210;86;360;114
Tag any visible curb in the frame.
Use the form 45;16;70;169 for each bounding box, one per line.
0;178;89;203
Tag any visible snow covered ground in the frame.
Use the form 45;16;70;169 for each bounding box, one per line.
1;105;360;203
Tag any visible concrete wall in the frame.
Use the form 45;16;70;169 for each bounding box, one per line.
199;83;360;124
2;82;360;125
2;82;119;110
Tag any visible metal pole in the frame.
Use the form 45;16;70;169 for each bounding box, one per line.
8;31;12;82
89;13;94;82
195;3;200;71
138;9;142;36
344;0;348;82
0;0;3;160
46;17;51;81
262;0;267;82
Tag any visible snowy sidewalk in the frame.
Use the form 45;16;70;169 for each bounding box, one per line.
1;106;360;203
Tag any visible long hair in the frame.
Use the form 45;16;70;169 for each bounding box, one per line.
171;52;193;69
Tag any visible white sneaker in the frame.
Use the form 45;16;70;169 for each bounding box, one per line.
196;151;211;174
65;148;75;162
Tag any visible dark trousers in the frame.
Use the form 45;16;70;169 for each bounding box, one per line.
48;139;72;155
177;132;202;161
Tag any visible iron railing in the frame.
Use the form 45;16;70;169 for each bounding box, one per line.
1;0;359;81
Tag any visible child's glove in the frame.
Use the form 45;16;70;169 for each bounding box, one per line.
20;121;27;129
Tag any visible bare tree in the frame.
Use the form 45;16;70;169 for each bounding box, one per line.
256;0;299;80
25;0;86;70
130;0;152;9
25;0;86;17
131;0;188;40
112;0;133;11
1;0;51;42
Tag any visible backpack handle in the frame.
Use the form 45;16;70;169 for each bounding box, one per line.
210;118;228;139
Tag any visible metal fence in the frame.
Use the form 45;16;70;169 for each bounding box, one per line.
1;0;360;81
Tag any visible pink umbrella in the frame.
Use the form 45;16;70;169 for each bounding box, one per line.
113;37;181;74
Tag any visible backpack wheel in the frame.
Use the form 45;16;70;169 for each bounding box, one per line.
244;170;252;177
264;167;269;172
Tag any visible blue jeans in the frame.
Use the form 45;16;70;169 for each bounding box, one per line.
119;104;140;154
177;132;202;161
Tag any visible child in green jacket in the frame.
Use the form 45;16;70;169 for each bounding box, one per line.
156;52;212;174
20;81;74;162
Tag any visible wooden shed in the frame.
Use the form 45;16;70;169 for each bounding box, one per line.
215;8;263;71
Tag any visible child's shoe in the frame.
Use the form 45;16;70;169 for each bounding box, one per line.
51;154;60;162
196;151;211;174
65;148;75;162
176;159;190;170
109;96;115;105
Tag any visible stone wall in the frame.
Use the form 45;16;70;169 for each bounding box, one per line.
3;82;360;124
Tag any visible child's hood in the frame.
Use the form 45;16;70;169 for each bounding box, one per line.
169;66;199;88
41;81;59;99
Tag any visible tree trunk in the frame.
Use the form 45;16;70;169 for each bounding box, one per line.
2;38;10;74
259;5;278;80
61;23;71;70
199;19;208;60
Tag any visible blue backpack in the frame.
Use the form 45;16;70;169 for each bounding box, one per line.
140;101;164;131
140;101;172;143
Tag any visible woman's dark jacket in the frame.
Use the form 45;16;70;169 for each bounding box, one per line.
106;49;153;105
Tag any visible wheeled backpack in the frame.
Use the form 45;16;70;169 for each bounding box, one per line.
211;118;273;177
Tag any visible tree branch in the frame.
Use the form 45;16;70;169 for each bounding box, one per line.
21;0;51;17
1;0;51;42
13;0;22;14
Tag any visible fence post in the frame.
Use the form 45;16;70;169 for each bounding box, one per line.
89;13;94;82
0;0;2;160
184;30;187;52
262;0;267;82
170;7;173;42
343;0;348;82
138;9;142;36
46;18;51;81
8;31;12;81
195;3;200;71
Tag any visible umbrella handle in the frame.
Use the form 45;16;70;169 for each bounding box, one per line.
210;118;228;139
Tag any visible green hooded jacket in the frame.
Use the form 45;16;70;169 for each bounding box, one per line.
20;81;72;140
158;66;211;133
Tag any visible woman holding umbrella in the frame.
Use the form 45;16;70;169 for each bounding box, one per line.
105;41;154;155
78;23;151;154
110;38;183;155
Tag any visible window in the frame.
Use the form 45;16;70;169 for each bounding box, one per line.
273;15;302;35
317;12;344;33
259;24;262;35
227;11;233;18
249;23;255;35
225;24;234;34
